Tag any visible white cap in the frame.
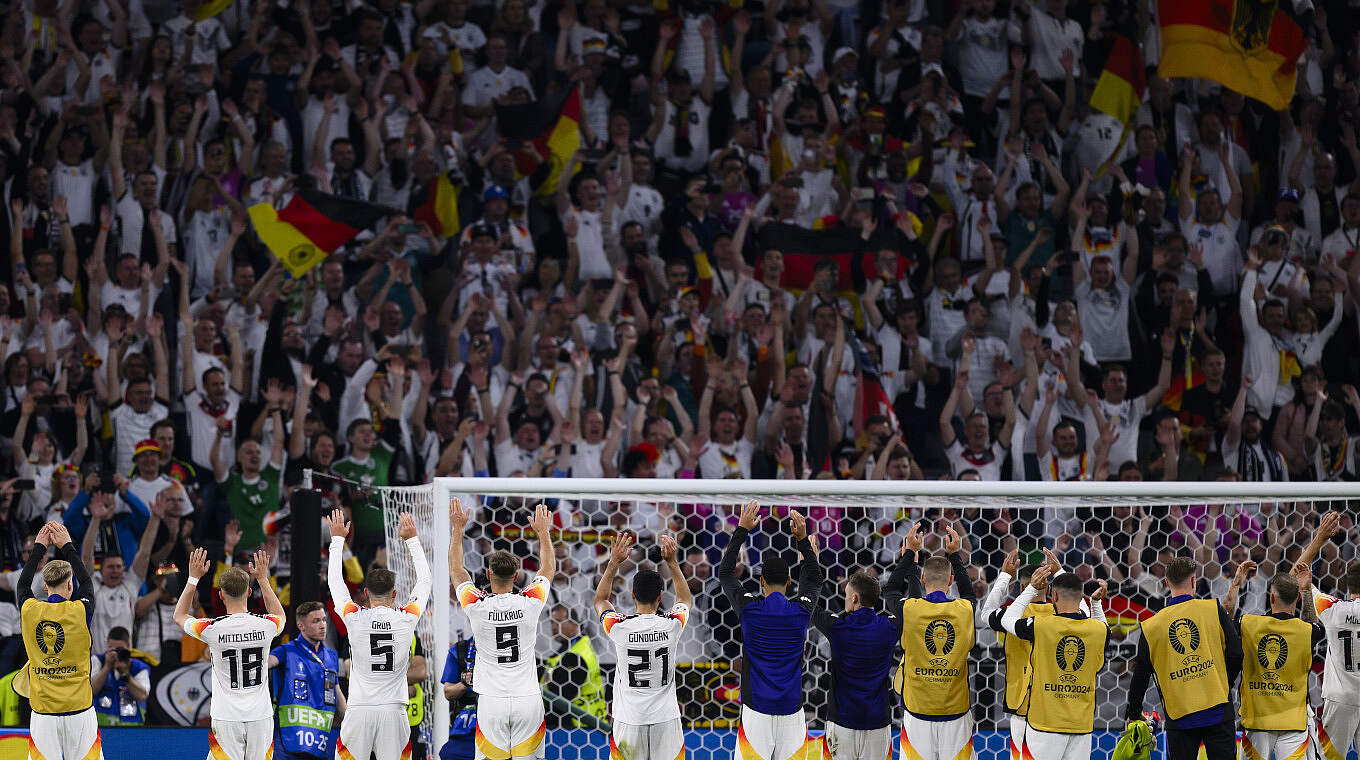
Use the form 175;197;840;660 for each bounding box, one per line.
832;47;858;64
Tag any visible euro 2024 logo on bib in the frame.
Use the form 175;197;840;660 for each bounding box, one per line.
1168;618;1204;666
924;620;956;667
34;620;66;666
1256;633;1288;681
1055;635;1086;684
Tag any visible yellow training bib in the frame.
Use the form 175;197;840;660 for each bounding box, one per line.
1239;614;1312;732
1141;600;1229;720
1027;615;1108;734
20;598;93;714
895;598;975;717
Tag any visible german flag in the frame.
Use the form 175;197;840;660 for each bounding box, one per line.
248;189;389;277
1157;0;1306;110
495;86;582;197
412;172;461;239
1090;35;1146;126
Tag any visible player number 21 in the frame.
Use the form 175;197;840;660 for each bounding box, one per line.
626;648;670;688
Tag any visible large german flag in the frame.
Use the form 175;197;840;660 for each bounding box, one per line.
248;189;389;277
1090;35;1146;125
1158;0;1305;110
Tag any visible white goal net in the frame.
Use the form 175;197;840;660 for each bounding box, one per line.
369;478;1358;760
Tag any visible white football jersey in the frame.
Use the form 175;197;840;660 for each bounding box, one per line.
184;612;285;721
339;601;423;707
1316;591;1360;705
602;605;688;724
458;576;550;698
329;535;432;708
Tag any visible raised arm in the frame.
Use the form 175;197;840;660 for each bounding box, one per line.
593;531;633;616
250;547;286;620
448;498;472;588
529;502;556;580
325;510;355;613
172;548;211;630
662;533;692;608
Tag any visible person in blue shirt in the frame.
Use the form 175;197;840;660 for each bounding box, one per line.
718;500;822;760
269;600;345;760
91;626;150;726
63;472;151;571
812;556;913;760
440;638;477;760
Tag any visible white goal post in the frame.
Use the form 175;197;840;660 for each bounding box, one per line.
368;477;1359;759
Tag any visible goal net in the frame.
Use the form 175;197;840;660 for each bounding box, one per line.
373;478;1358;760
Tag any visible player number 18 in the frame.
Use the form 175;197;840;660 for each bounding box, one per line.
223;647;264;688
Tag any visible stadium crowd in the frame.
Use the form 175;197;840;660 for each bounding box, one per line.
0;0;1358;752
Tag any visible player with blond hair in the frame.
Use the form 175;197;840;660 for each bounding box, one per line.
174;545;287;760
19;522;103;759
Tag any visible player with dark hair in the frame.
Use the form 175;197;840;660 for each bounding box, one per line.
980;550;1061;760
812;559;908;760
718;500;823;760
593;531;692;760
888;521;980;760
1000;551;1110;760
1228;565;1324;760
19;522;102;759
1292;512;1360;760
1126;556;1243;760
450;498;555;760
327;509;430;760
175;545;286;760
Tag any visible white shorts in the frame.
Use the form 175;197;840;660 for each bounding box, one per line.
30;708;103;760
1242;728;1308;760
1022;728;1090;760
737;705;809;760
338;705;410;760
611;718;684;760
899;712;975;760
1319;699;1360;760
1007;715;1032;760
209;717;274;760
824;722;890;760
475;695;546;760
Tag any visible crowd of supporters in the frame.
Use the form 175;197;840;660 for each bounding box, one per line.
0;0;1357;744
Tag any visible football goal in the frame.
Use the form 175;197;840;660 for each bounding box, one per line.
368;477;1358;760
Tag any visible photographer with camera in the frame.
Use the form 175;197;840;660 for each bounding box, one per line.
91;626;152;726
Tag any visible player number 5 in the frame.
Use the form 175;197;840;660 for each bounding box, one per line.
371;633;395;672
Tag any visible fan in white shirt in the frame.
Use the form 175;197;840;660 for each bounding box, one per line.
174;547;286;760
594;532;691;760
